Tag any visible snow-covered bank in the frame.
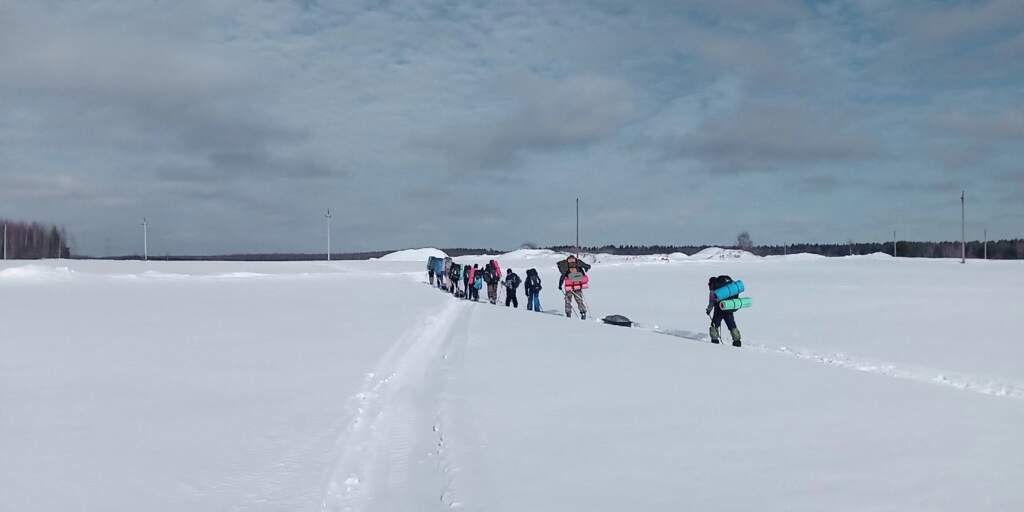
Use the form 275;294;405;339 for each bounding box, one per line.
377;247;448;261
2;257;1023;511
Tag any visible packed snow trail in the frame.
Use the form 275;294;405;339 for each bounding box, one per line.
622;320;1024;401
320;299;476;512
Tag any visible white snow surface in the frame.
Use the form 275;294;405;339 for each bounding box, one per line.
377;247;448;261
2;256;1023;511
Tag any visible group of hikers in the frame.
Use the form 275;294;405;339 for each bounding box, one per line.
426;254;592;319
426;254;743;346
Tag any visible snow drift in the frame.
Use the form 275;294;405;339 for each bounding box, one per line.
377;248;448;261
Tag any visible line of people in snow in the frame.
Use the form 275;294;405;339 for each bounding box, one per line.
426;254;591;319
426;254;742;345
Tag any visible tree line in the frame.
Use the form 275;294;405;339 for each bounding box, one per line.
1;219;71;259
550;239;1024;260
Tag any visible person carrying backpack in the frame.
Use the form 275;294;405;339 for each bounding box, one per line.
706;275;742;347
463;264;472;299
524;268;542;312
558;255;591;319
449;263;461;296
483;261;500;304
504;269;522;308
427;256;436;285
468;264;481;301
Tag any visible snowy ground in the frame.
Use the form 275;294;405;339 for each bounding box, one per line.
2;253;1023;511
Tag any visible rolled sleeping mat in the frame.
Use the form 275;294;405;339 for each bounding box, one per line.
714;280;745;301
719;296;752;311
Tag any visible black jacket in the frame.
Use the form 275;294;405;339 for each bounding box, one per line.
524;269;542;294
504;272;522;290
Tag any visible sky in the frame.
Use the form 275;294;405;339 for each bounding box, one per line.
1;0;1022;256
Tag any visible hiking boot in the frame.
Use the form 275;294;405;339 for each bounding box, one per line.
566;312;572;318
711;338;721;344
581;312;587;320
729;327;742;347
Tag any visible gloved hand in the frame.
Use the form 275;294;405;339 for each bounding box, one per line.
558;284;563;291
705;306;713;316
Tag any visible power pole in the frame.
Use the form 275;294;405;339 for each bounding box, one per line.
142;218;148;261
958;191;966;266
325;208;332;261
575;197;580;256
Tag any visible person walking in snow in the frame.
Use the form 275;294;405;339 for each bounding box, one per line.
558;255;590;319
484;262;497;304
463;264;473;300
504;269;522;308
706;276;742;347
427;256;436;286
524;268;542;312
468;264;481;302
449;263;461;296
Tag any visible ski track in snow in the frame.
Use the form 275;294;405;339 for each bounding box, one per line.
320;299;474;512
532;307;1024;401
628;321;1024;401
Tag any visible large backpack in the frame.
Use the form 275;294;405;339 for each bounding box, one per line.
712;275;740;300
525;268;541;292
490;259;503;280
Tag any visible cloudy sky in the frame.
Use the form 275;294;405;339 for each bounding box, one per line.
1;0;1022;255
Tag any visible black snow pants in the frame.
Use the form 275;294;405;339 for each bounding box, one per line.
711;307;737;331
505;289;518;308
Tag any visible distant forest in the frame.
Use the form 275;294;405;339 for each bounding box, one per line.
0;219;71;259
1;218;1022;260
550;240;1024;259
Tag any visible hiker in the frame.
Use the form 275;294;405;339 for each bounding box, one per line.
427;256;436;285
483;261;501;304
434;257;445;289
706;276;742;347
463;264;472;299
504;268;522;308
442;257;453;290
524;268;542;311
468;264;481;301
449;263;461;296
558;255;591;319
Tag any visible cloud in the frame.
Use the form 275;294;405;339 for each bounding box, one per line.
423;74;636;173
653;102;884;173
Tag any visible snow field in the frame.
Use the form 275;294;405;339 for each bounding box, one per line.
3;256;1023;511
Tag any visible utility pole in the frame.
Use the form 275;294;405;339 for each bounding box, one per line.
142;218;148;261
958;191;966;264
984;229;988;260
575;197;580;256
893;230;897;258
325;208;332;261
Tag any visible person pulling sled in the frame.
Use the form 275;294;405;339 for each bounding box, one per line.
558;255;590;319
